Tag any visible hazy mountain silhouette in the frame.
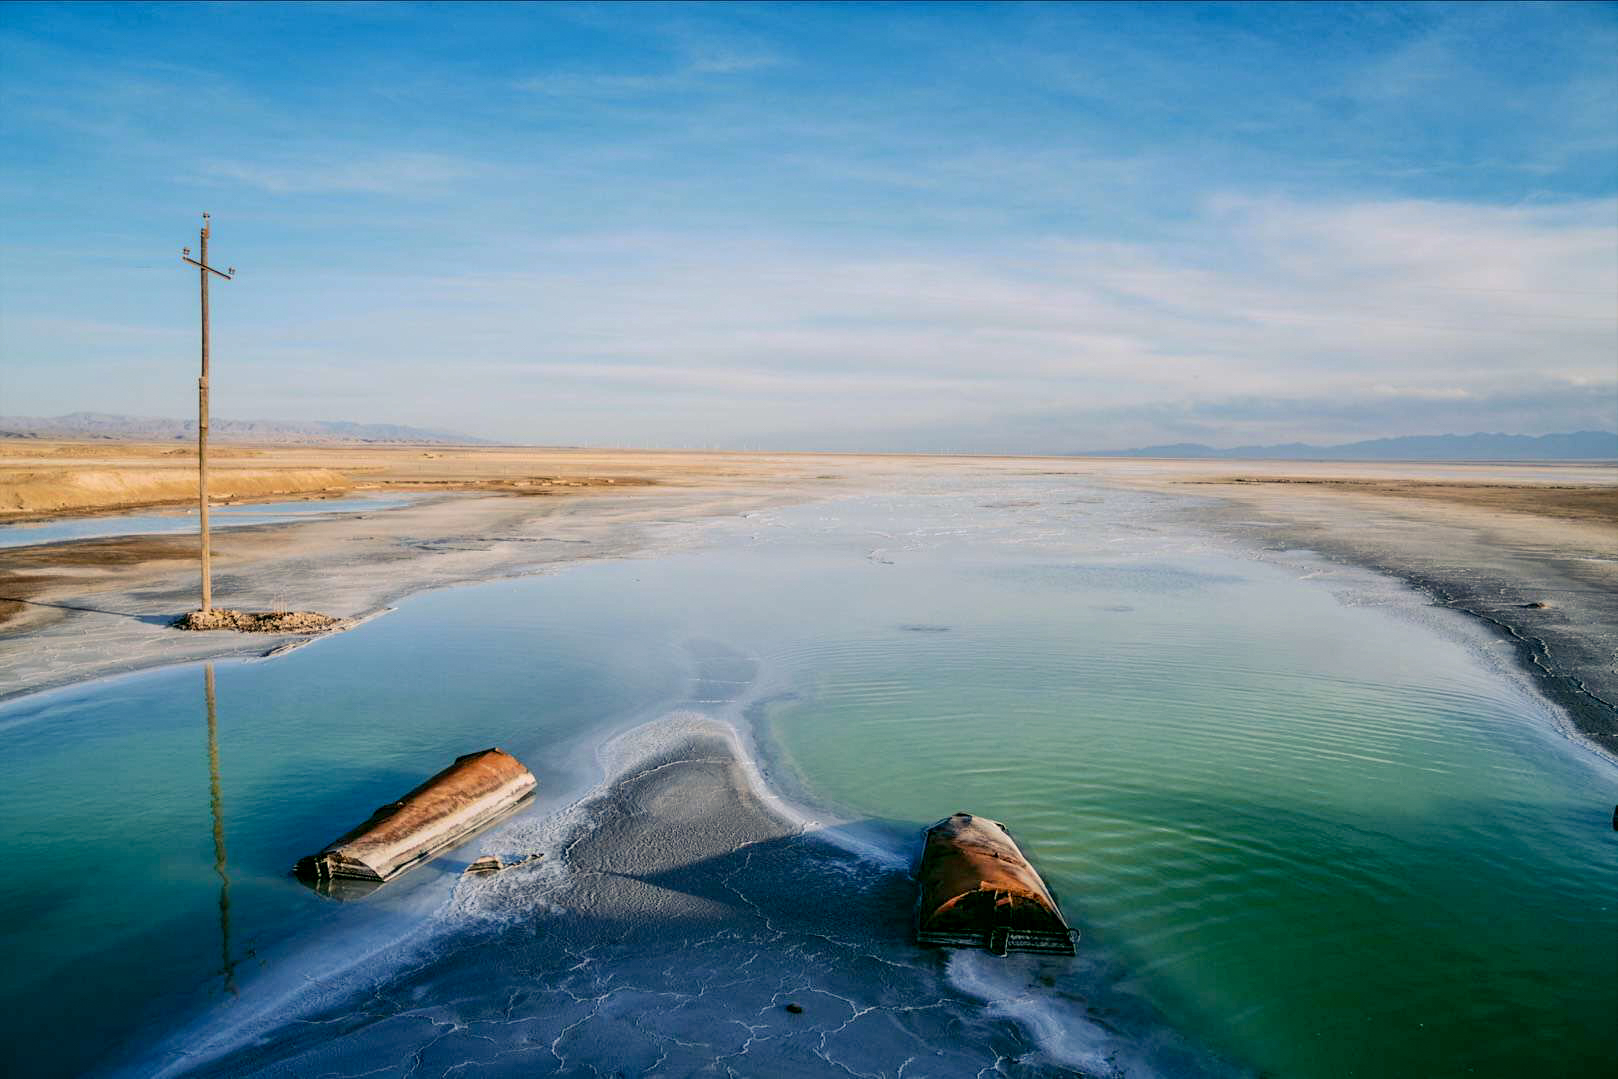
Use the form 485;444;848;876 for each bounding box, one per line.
0;412;491;445
1080;431;1617;460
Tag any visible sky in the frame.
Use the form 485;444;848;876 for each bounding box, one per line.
1;1;1614;452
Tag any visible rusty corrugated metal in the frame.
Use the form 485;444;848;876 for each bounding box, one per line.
915;812;1076;956
294;748;535;888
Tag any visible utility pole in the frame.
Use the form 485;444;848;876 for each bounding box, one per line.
180;214;235;613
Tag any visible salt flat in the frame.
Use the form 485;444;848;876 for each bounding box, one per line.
4;443;1613;754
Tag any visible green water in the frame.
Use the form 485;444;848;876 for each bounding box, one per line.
0;578;694;1077
0;480;1612;1077
746;500;1617;1077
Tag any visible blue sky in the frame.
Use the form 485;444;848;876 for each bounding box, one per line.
1;1;1614;450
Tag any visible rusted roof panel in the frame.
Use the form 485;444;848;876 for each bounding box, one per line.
915;812;1076;956
295;748;536;886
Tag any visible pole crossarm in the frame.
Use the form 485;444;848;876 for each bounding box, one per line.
181;254;235;280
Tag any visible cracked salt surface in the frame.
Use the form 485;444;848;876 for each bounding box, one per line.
173;711;1211;1079
144;622;1223;1079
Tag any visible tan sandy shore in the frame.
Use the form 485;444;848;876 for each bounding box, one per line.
0;438;806;520
2;442;1614;755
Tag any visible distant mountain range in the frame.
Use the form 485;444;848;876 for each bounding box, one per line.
0;412;490;445
1080;431;1618;461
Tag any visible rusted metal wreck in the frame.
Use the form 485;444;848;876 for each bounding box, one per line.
915;812;1077;956
294;748;536;889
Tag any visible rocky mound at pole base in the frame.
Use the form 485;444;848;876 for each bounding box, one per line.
173;609;341;633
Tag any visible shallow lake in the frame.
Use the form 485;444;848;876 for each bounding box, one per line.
0;475;1611;1077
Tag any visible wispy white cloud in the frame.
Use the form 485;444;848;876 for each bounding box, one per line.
511;14;781;99
201;151;486;196
194;195;1615;447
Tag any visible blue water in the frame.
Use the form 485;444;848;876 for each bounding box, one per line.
0;493;422;548
0;477;1612;1077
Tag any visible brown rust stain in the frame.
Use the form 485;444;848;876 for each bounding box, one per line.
298;748;536;882
916;813;1069;936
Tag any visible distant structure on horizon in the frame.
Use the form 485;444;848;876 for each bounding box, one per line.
1080;431;1618;461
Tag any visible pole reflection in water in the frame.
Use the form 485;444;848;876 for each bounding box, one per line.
204;664;239;996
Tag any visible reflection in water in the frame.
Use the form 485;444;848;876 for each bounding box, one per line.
204;665;239;997
300;873;385;903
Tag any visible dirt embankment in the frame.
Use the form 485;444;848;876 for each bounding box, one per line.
0;440;812;522
1;467;350;517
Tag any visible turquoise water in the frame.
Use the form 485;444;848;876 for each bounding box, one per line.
0;479;1612;1076
0;577;692;1077
0;493;420;548
754;551;1615;1076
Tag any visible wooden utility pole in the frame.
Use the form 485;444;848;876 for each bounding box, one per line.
180;214;234;612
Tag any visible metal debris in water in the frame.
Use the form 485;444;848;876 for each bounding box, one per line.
464;852;542;875
915;812;1078;956
294;748;536;888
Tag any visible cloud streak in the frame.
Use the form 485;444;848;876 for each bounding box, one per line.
201;152;486;196
172;195;1609;449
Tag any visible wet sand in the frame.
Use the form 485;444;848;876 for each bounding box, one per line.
1190;476;1618;522
0;485;809;701
0;442;856;697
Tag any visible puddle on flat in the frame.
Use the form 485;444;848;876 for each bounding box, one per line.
0;493;423;548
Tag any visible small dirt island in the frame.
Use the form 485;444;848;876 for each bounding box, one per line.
173;609;343;633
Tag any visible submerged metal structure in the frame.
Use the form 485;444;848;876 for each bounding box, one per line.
915;812;1077;956
295;748;536;889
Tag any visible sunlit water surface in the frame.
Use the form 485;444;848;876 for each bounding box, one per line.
0;476;1611;1077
